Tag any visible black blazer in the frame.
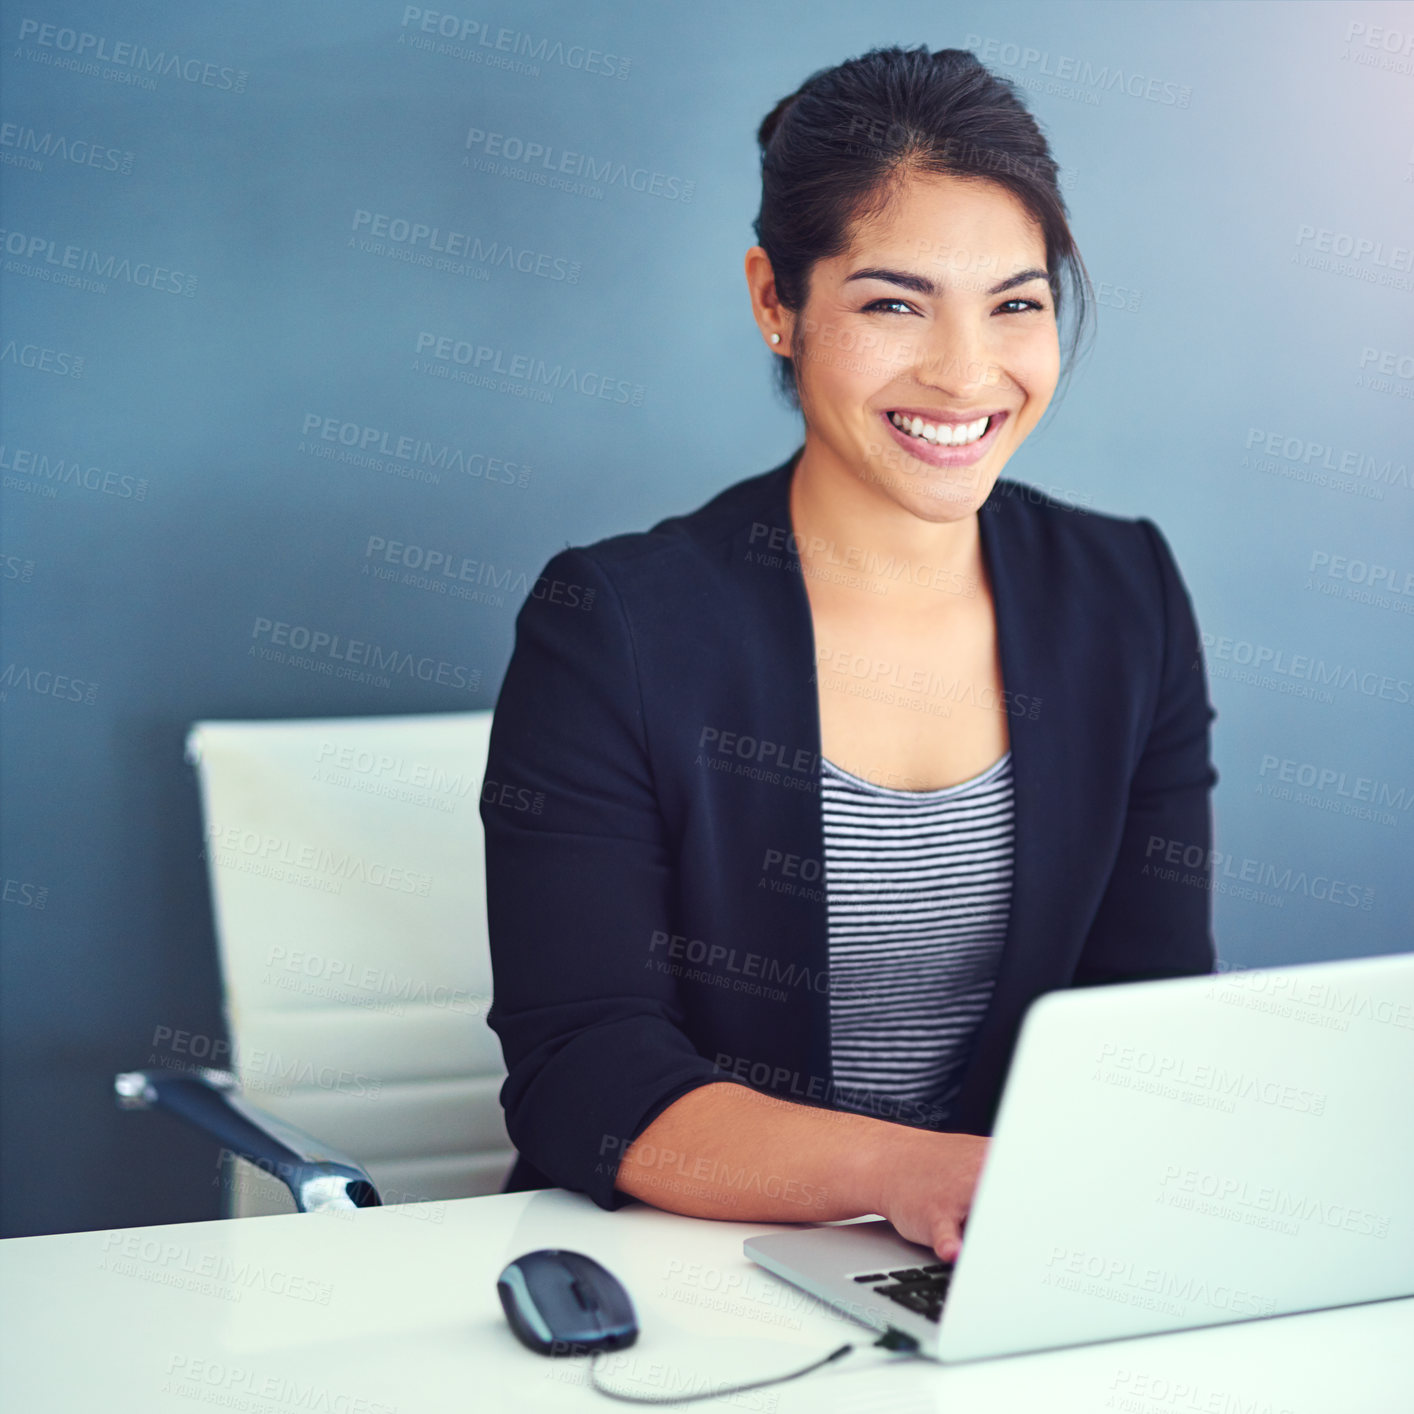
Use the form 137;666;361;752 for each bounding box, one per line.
481;449;1217;1208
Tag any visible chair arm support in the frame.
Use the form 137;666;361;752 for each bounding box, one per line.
115;1068;382;1213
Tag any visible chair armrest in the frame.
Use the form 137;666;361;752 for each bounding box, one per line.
115;1068;382;1213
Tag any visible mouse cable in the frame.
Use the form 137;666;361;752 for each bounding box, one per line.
586;1326;920;1405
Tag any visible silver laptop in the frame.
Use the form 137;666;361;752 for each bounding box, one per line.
745;952;1414;1362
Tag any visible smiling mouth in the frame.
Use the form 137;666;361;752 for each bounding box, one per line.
885;409;997;448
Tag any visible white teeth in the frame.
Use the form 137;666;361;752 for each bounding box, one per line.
889;411;990;446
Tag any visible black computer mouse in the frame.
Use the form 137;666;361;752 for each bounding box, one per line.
496;1249;639;1356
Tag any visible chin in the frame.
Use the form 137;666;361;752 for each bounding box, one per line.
857;447;999;518
907;484;992;520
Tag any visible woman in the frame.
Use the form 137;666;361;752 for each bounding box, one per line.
480;46;1216;1263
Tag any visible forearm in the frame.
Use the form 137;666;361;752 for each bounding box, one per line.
612;1081;933;1223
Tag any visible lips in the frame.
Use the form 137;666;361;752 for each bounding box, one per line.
885;406;1002;426
877;408;1007;470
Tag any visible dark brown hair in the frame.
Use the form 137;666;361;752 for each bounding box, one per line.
754;45;1094;410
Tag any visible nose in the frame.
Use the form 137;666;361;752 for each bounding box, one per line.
911;303;1002;400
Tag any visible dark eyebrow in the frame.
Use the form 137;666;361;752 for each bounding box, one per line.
843;266;1050;297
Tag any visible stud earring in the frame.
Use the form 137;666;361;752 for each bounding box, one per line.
770;333;781;345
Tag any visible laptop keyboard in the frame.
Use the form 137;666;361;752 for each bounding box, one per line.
853;1264;954;1323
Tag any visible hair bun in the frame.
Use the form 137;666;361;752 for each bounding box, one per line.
756;91;800;152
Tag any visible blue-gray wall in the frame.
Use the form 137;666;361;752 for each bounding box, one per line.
2;0;1410;1237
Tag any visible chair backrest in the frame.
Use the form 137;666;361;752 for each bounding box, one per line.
185;710;513;1216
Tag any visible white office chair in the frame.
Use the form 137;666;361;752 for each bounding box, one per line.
118;710;514;1216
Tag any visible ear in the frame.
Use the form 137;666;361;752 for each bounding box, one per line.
744;246;792;355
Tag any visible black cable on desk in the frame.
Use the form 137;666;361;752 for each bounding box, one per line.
587;1327;920;1405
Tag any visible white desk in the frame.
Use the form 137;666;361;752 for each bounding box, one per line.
2;1190;1409;1412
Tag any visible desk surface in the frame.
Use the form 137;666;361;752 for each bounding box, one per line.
2;1190;1409;1412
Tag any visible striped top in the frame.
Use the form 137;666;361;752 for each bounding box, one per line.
821;751;1014;1129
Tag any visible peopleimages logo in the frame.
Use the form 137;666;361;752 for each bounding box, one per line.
400;7;630;78
299;413;530;488
162;1356;394;1414
414;331;645;405
1093;1042;1328;1118
1293;223;1412;272
1201;632;1413;706
349;209;580;281
0;121;133;174
1243;427;1410;494
1257;753;1411;822
962;33;1192;106
1143;834;1375;910
0;341;84;377
0;663;99;704
248;617;481;692
0;228;196;295
1156;1164;1391;1239
14;19;248;91
0;444;147;498
1044;1246;1276;1318
463;126;694;201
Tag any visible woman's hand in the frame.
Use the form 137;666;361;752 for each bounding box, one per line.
871;1129;991;1263
611;1083;990;1263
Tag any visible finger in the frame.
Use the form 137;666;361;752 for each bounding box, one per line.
932;1220;962;1264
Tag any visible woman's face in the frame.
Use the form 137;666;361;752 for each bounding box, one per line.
766;171;1060;522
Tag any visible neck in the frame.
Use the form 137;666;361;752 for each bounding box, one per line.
787;434;987;606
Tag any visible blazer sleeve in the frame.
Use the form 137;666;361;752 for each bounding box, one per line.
480;545;728;1209
1071;519;1219;985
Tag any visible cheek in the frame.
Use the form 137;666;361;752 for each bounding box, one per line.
1013;335;1060;399
811;331;863;388
803;339;873;411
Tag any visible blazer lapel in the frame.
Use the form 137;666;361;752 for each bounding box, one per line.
719;462;1090;1132
946;493;1089;1133
717;451;835;1086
